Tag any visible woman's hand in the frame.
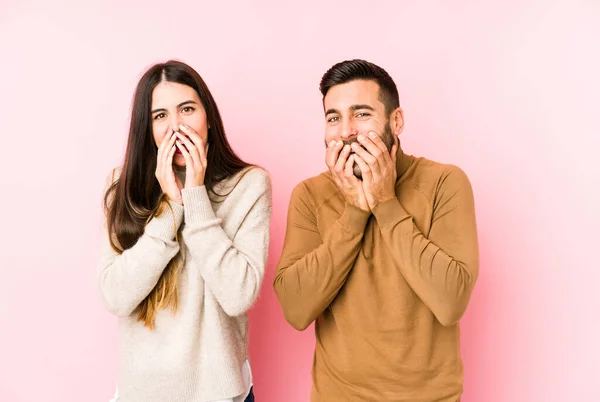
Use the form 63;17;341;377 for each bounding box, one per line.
155;128;184;204
175;124;208;189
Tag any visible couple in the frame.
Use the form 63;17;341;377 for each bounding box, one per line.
98;59;479;402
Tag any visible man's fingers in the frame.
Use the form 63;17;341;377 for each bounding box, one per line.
326;140;344;170
353;154;372;181
334;144;352;176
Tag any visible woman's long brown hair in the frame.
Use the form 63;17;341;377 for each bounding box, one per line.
104;60;252;329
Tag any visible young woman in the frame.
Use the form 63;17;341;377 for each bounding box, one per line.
99;60;271;402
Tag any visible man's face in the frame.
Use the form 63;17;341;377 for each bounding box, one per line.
323;79;397;178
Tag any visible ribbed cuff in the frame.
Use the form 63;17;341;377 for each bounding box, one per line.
371;198;411;229
337;203;371;234
181;186;218;225
144;200;184;240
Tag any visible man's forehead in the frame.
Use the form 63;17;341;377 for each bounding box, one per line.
324;79;382;108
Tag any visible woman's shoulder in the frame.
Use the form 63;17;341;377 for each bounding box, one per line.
238;166;271;193
102;167;123;208
216;166;271;199
238;166;270;185
104;166;123;188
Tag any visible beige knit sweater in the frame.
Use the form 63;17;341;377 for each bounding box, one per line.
98;167;272;402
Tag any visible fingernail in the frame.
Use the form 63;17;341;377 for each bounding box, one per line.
351;143;359;149
369;132;377;139
179;124;187;131
358;135;365;141
329;140;336;147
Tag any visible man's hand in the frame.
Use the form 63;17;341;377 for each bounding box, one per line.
326;140;370;212
351;132;399;209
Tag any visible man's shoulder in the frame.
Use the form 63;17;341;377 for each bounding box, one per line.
290;171;338;208
410;156;459;177
406;156;472;198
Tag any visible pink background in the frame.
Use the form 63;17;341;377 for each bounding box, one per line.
1;1;599;401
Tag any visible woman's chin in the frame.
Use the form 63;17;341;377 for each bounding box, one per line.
173;154;187;167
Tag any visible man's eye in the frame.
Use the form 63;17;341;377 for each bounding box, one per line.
328;116;340;123
357;113;370;118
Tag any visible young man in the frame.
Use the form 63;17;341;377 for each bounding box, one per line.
274;59;479;401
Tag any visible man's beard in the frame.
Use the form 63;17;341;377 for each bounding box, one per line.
343;125;395;179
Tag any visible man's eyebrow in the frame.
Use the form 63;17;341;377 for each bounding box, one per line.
349;104;375;111
325;104;375;116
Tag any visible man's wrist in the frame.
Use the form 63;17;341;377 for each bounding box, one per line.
370;194;396;209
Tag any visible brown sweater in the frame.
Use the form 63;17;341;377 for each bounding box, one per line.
274;147;479;401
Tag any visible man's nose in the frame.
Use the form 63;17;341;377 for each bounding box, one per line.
340;119;358;140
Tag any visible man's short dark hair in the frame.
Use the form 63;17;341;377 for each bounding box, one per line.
319;59;400;115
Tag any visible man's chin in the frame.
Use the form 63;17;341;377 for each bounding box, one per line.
353;164;363;180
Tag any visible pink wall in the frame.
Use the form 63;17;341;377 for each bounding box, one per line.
1;1;599;401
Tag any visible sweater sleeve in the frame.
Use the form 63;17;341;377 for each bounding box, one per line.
181;169;272;317
97;172;184;317
371;165;479;326
273;182;371;331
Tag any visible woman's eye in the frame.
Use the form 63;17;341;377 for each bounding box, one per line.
182;106;195;113
153;113;166;120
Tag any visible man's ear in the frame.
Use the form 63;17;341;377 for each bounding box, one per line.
390;107;404;136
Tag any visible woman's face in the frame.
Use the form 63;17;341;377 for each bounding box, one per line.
151;81;209;167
